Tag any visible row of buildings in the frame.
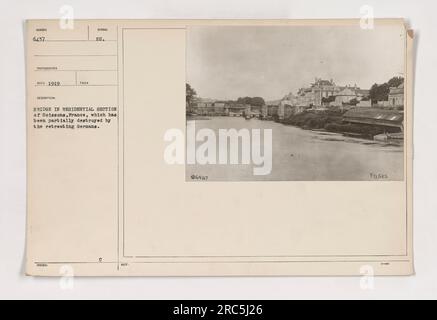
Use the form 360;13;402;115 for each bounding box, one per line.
188;99;251;117
188;78;405;121
269;78;404;120
284;78;371;108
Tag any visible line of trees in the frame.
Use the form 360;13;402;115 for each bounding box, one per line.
186;83;197;105
235;96;265;107
186;84;266;107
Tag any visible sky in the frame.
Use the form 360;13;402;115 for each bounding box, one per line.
186;24;405;101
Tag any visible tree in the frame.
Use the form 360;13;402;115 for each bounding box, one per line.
251;97;265;107
236;97;251;105
236;96;265;106
186;83;197;105
387;76;404;88
349;98;358;106
369;77;404;104
369;82;389;103
322;95;336;104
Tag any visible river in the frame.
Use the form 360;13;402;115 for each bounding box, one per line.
186;116;404;181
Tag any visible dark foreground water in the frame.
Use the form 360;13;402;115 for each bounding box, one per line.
186;117;404;181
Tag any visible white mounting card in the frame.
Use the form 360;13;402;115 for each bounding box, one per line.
25;19;413;276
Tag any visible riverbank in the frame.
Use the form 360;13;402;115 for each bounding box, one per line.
280;111;401;139
186;114;211;121
187;111;403;142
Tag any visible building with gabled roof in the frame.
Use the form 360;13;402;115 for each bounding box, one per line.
388;82;404;108
343;107;404;130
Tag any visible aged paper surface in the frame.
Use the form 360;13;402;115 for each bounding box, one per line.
26;19;414;276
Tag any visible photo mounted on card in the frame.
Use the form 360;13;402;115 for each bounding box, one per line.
183;25;405;182
26;19;413;276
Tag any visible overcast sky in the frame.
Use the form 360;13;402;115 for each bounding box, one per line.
187;25;405;101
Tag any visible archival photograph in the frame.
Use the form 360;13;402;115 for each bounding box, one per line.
185;24;406;181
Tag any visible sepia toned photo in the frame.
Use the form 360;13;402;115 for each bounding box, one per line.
186;25;406;181
24;19;414;278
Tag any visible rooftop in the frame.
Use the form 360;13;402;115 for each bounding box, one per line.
343;108;403;123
